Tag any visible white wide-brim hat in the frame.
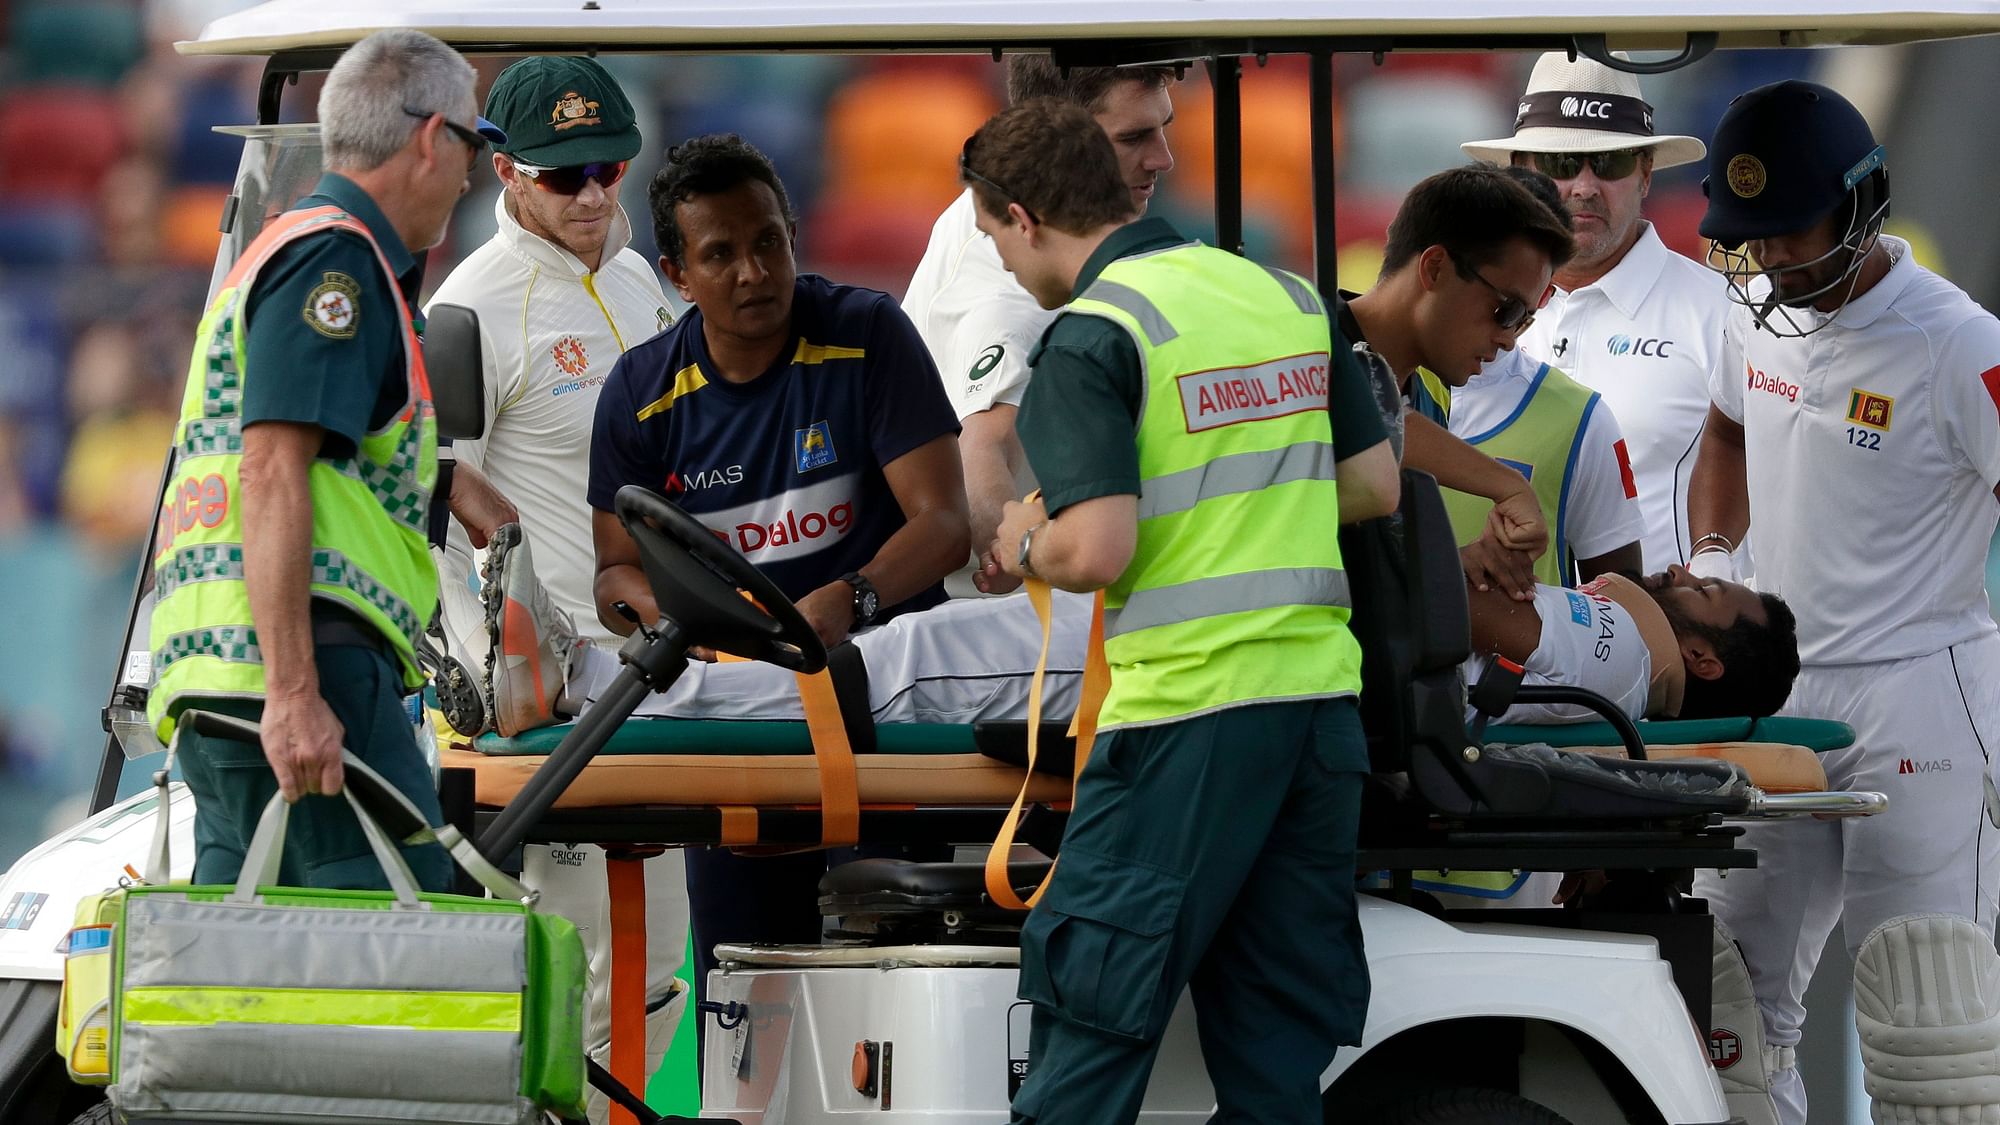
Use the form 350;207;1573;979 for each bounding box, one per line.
1462;51;1706;170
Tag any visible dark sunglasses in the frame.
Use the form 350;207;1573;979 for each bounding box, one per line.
512;160;629;195
958;135;1040;226
1525;148;1645;182
405;108;488;155
1449;250;1550;333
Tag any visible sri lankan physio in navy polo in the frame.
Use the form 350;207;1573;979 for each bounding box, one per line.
588;272;961;620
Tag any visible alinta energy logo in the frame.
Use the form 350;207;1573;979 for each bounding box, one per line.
1607;334;1673;359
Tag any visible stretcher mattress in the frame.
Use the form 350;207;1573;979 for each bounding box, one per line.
1484;716;1855;752
440;747;1072;810
452;719;1834;811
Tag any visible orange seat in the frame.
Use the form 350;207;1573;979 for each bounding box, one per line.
822;63;998;213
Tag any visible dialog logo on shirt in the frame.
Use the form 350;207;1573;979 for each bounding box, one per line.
795;420;838;472
1746;363;1799;404
1177;351;1330;433
698;475;858;562
1846;389;1894;431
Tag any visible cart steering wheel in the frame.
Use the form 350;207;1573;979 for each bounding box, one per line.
614;484;827;674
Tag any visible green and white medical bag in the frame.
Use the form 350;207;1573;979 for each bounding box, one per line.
60;716;588;1124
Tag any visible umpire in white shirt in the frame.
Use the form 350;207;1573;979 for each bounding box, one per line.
426;55;686;1125
1464;52;1733;571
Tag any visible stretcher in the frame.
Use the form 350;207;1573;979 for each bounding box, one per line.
437;481;1883;1124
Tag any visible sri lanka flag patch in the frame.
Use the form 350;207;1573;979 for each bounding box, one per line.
1846;389;1894;431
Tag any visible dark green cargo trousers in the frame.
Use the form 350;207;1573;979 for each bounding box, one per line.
1010;696;1370;1125
174;642;452;892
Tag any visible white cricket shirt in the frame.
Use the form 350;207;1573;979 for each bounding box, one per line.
1711;236;2000;666
1518;222;1733;570
427;193;673;649
901;189;1056;421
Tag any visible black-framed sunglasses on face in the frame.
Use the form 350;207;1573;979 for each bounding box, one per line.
958;135;1040;227
513;160;630;195
1525;148;1644;182
405;107;489;155
1448;250;1550;333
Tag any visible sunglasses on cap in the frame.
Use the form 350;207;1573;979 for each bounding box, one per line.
1448;250;1552;333
1524;148;1646;183
404;108;490;155
512;160;630;195
958;135;1041;226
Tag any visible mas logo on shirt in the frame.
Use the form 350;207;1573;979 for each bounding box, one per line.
1846;388;1895;431
795;420;838;473
303;271;361;339
969;344;1005;382
551;334;589;377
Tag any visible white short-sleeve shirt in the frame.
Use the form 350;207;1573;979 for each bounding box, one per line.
901;189;1056;421
427;194;674;649
1463;582;1653;725
1708;236;2000;665
1518;222;1732;570
1448;348;1647;564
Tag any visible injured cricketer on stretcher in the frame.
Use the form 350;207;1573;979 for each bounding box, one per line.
486;536;1800;734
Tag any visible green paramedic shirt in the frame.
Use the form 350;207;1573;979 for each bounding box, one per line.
1017;217;1388;517
240;173;419;461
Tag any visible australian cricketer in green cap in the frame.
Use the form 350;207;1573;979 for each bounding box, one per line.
485;54;641;168
481;55;645;271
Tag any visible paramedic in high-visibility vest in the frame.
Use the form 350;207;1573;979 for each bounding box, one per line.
146;29;513;891
973;98;1401;1125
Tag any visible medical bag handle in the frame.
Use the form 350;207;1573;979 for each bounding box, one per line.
173;709;537;904
231;757;428;907
983;495;1114;911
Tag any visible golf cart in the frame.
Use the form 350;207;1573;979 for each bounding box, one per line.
8;2;2000;1122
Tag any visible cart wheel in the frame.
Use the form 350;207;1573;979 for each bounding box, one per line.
1359;1087;1573;1125
62;1103;113;1125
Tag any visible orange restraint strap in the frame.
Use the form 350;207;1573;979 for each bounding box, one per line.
716;651;860;848
983;577;1111;911
606;852;650;1125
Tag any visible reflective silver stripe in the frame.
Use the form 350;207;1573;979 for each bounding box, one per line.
154;625;261;673
1264;267;1324;316
180;417;242;457
1136;441;1334;521
1080;279;1178;346
312;548;424;642
1104;567;1350;638
154;544;247;599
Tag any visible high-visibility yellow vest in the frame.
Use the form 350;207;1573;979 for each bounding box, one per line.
1062;244;1361;729
1440;361;1600;588
146;206;438;738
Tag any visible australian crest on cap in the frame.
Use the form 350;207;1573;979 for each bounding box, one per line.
550;89;602;130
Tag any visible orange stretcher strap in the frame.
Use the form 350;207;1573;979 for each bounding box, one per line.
718;648;860;848
984;574;1108;912
718;805;761;845
606;854;649;1125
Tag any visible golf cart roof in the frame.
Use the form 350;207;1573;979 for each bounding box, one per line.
182;0;2000;57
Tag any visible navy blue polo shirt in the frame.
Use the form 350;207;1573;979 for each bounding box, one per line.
589;274;959;615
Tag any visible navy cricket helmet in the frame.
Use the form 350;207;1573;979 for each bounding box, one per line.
1699;80;1890;336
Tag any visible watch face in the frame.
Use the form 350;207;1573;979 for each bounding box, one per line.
858;589;880;619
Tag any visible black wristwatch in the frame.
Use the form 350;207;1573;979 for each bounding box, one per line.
841;572;880;627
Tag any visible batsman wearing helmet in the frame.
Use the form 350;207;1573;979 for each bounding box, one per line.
1686;80;2000;1125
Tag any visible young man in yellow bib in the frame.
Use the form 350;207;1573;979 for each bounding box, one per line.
970;97;1399;1125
